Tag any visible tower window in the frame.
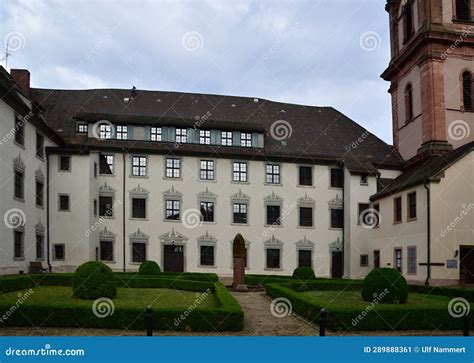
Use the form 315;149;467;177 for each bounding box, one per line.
403;2;414;42
462;71;473;111
456;0;471;21
404;84;414;122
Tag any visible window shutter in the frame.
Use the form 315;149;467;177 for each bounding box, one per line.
187;128;197;143
251;133;259;147
211;129;220;145
144;126;151;140
128;126;134;139
233;131;241;147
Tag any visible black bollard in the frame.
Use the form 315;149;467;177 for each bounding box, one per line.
463;312;470;337
146;305;153;336
319;308;327;337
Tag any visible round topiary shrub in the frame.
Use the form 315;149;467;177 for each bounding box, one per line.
73;261;117;299
361;268;408;304
292;267;316;281
138;260;161;275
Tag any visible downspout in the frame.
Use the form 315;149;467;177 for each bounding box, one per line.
122;150;126;272
424;179;431;286
46;151;52;272
341;164;345;278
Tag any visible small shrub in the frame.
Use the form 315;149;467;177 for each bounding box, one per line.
361;268;408;304
292;267;316;281
138;261;161;275
73;261;116;299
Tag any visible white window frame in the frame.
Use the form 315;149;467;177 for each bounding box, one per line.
221;131;233;146
151;127;162;141
131;155;148;177
199;130;211;145
240;132;252;147
176;128;187;144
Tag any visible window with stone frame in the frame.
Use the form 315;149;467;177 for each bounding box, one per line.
35;180;44;207
53;244;65;260
132;242;147;263
132;198;147;219
233;203;247;224
298;166;312;186
100;240;114;261
200;245;215;266
394;196;402;223
14;170;24;200
99;154;114;174
36;133;44;158
165;200;180;220
266;248;281;269
407;192;417;220
200;201;214;222
36;234;44;260
404;84;414;123
456;0;471;21
59;155;71;172
13;230;24;259
14;116;25;146
99;196;114;217
462;71;472;111
330;209;343;228
58;194;70;211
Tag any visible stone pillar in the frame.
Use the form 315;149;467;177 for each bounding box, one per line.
232;233;246;289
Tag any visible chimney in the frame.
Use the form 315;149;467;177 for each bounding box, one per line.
10;69;31;97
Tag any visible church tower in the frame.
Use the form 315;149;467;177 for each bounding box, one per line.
382;0;474;161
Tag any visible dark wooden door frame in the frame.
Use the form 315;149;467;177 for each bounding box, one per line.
163;244;185;272
331;251;343;278
460;246;474;284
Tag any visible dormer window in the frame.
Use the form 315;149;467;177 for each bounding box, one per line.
221;131;233;146
77;123;88;134
199;130;211;145
456;0;471;21
99;123;113;139
240;132;252;147
116;125;128;140
176;128;187;144
151;127;162;141
403;2;414;42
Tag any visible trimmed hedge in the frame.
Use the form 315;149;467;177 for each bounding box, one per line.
138;261;161;275
73;262;117;299
265;283;474;331
292;267;316;281
409;284;474;303
362;268;408;304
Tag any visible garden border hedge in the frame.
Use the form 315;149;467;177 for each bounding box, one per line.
265;282;474;331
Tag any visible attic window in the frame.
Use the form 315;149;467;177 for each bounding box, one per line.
77;123;88;134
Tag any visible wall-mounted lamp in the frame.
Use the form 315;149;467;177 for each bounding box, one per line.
454;250;459;258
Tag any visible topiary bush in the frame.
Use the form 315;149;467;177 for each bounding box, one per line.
73;261;117;299
138;260;161;275
292;267;316;281
361;268;408;304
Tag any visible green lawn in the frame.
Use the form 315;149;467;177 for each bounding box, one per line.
0;286;217;309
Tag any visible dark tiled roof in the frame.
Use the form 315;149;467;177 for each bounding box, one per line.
371;142;474;201
30;87;404;167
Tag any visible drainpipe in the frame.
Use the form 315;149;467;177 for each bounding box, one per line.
341;164;345;278
122;150;126;272
46;151;52;273
424;179;431;286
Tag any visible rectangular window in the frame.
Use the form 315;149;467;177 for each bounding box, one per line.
330;209;343;228
59;194;70;211
394;248;402;273
132;198;146;219
360;254;369;267
36;133;44;158
199;130;211;144
77;123;88;133
200;202;214;222
59;155;71;172
166;158;181;178
299;166;312;186
15;117;25;146
266;164;280;184
165;200;180;220
266;248;281;269
116;125;128;140
151;127;162;141
298;250;312;268
35;181;44;207
232;161;247;182
200;245;215;266
36;234;44;260
200;160;214;180
94;162;98;178
407;246;417;274
360;174;368;185
53;244;65;260
330;168;343;188
176;128;187;144
221;131;233;146
14;171;24;200
394;197;402;223
299;207;313;227
373;250;380;268
358;203;370;224
132;243;147;263
407;192;417;220
456;0;471;21
373;203;380;228
99;154;114;175
14;231;24;259
93;199;97;217
266;205;281;225
240;132;252;147
99;196;114;217
233;203;247;224
99;123;113;139
100;240;114;262
132;156;147;177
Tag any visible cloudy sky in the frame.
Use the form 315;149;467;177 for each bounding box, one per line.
1;0;393;143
